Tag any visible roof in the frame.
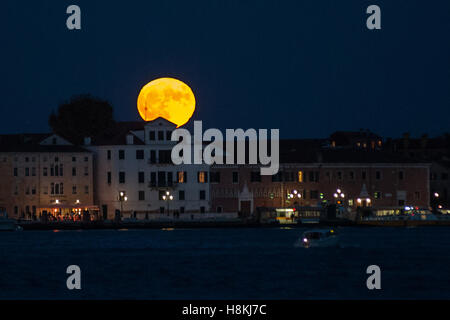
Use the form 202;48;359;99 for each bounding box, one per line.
0;134;90;153
90;121;146;145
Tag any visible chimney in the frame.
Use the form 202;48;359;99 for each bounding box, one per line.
84;137;91;146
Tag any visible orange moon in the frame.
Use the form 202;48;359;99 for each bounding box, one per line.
137;77;196;127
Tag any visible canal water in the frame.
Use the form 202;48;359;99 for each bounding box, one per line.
0;227;449;299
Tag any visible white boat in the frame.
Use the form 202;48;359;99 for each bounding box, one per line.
299;229;339;248
0;210;19;231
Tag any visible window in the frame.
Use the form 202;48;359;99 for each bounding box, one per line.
32;186;36;195
349;171;354;180
60;183;64;195
119;150;125;160
85;185;89;194
272;171;283;182
180;207;185;213
166;130;172;140
149;131;156;141
250;171;261;182
139;191;145;201
107;150;111;160
210;172;220;183
376;171;381;180
336;171;342;180
177;171;187;183
51;183;55;195
150;172;156;187
200;206;205;213
72;167;77;176
72;156;76;162
374;191;382;199
84;156;88;162
158;131;164;140
72;185;77;194
43;186;48;195
167;172;173;186
25;168;29;176
32;168;36;176
179;190;185;200
158;171;166;187
160;207;165;213
198;171;207;183
361;171;367;180
398;171;404;180
415;192;420;200
119;172;125;184
298;171;303;182
25;157;29;162
136;150;144;159
159;190;167;200
138;171;145;183
200;190;206;200
232;172;239;184
84;167;88;176
107;172;111;184
59;164;63;176
309;171;319;182
158;150;172;164
217;206;223;213
150;150;156;164
13;168;18;176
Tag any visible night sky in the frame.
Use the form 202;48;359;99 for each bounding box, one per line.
1;0;449;138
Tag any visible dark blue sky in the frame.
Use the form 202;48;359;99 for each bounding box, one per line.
1;0;449;138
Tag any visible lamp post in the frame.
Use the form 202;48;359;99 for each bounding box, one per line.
433;192;440;213
118;191;127;215
162;190;173;215
333;188;345;204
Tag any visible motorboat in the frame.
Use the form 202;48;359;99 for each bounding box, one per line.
299;229;339;248
0;209;19;231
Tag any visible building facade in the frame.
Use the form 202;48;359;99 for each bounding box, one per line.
0;134;94;219
210;144;430;215
86;118;211;219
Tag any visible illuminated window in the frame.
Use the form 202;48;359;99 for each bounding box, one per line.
178;171;186;183
298;171;303;182
198;171;206;183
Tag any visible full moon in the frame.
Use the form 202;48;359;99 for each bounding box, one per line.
137;77;196;127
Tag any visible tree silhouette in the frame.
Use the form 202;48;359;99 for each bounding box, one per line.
49;94;116;145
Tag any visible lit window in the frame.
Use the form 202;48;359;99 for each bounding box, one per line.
298;171;303;183
198;171;206;183
178;171;185;183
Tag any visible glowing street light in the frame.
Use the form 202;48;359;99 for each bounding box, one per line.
118;191;127;213
163;191;174;215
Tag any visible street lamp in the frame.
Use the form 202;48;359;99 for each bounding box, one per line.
118;191;127;213
334;188;345;203
162;191;173;215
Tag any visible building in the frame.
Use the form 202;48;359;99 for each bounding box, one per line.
0;133;95;219
211;140;430;215
85;118;211;219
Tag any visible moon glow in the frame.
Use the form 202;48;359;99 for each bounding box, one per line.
137;77;196;127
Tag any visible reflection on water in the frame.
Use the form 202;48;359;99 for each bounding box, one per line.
0;227;450;299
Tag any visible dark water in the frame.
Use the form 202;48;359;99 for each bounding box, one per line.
0;227;449;299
